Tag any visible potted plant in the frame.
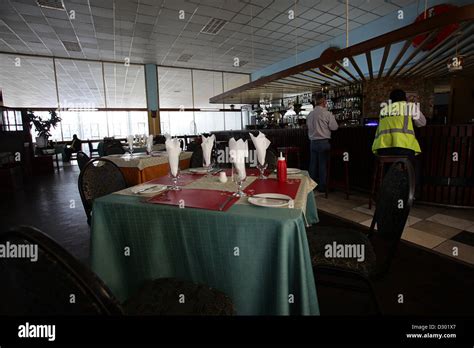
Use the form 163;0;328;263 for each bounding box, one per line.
27;110;61;148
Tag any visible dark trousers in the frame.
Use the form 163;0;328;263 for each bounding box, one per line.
62;147;75;162
377;147;421;195
309;139;330;190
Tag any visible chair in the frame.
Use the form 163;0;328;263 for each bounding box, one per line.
190;146;204;168
87;140;100;158
369;155;408;209
0;226;123;315
307;159;415;279
264;149;278;172
78;158;127;225
76;151;90;171
313;265;380;315
103;139;125;156
326;148;350;199
0;226;235;315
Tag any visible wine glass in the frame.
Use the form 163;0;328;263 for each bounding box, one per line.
231;162;246;197
257;160;268;179
168;167;181;190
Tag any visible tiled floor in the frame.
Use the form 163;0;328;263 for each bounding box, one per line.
314;190;474;266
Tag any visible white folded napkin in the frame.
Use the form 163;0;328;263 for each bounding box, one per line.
127;135;134;149
146;135;154;153
228;138;248;181
201;134;215;167
166;137;182;177
249;131;271;166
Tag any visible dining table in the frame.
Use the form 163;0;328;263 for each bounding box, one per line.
90;168;320;315
103;151;192;186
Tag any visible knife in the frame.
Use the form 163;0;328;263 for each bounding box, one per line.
219;195;234;211
135;185;159;194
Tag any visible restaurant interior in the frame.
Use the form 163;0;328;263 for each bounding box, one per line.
0;0;473;325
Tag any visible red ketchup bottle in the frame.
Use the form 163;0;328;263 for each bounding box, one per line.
277;152;287;183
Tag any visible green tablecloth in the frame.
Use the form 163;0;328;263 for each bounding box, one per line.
91;190;319;315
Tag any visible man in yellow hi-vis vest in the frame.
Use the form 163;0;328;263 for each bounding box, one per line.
372;89;426;158
372;89;426;195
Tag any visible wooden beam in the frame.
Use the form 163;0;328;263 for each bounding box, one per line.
348;56;366;80
392;30;439;76
209;4;474;103
402;26;474;75
334;60;359;81
403;25;474;76
320;64;354;84
299;72;335;84
385;39;412;77
378;45;391;78
309;69;343;85
366;52;374;79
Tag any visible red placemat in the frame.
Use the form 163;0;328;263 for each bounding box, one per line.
147;173;204;186
244;178;301;199
146;189;238;212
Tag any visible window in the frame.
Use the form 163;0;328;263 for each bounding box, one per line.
0;109;23;131
224;111;242;131
192;70;223;109
0;54;58;108
158;67;193;109
29;110;148;142
55;59;105;109
103;63;147;108
194;111;225;134
160;111;195;136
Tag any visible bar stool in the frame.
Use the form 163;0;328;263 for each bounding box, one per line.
277;146;301;168
369;155;408;209
326;148;350;199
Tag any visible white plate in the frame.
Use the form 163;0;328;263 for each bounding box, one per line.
189;167;210;174
131;184;167;195
248;193;292;207
273;168;301;174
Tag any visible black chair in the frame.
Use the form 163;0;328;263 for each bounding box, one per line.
307;159;415;279
314;265;381;315
87;140;100;158
264;148;277;172
103;139;125;156
78;158;127;225
190;146;204;168
76;151;90;171
0;226;235;315
0;226;123;315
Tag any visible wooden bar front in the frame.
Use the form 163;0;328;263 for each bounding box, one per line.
213;124;474;207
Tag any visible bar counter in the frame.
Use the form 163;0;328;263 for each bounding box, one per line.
212;124;474;207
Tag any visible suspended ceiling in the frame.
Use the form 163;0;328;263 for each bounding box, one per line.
0;0;417;73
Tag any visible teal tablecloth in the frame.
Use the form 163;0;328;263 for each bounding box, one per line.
91;191;319;315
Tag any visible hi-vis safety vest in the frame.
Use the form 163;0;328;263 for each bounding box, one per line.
372;101;422;155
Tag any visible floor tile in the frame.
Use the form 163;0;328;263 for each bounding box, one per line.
409;205;443;219
316;200;351;214
337;209;373;223
410;220;462;239
434;240;474;265
427;214;474;230
440;208;474;222
360;218;377;230
353;204;375;216
405;215;422;226
451;231;474;247
401;227;446;249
